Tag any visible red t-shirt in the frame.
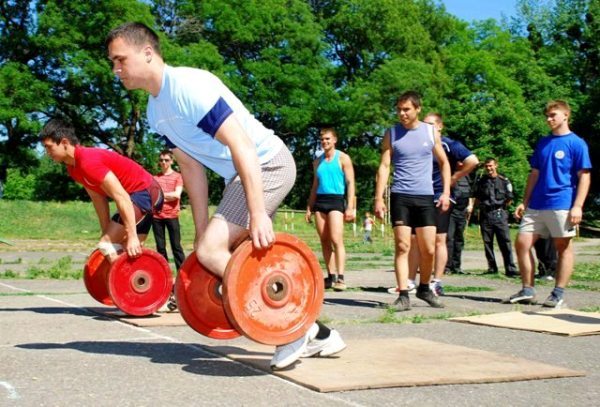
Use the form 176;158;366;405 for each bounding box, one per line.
153;171;183;219
67;146;153;196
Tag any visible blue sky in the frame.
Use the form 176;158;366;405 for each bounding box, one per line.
440;0;519;22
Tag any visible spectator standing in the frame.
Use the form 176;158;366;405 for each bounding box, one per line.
472;158;519;277
152;150;186;273
509;100;591;308
305;128;356;291
445;172;474;275
363;212;375;244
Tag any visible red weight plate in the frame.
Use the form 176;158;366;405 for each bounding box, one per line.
83;249;113;305
175;254;240;339
108;249;173;316
223;233;324;346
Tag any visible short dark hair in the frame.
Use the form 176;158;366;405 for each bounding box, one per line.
159;149;173;158
396;91;422;109
484;157;497;165
39;119;79;145
106;22;162;57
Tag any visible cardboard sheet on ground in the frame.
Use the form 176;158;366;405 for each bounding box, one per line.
87;307;186;327
450;309;600;336
208;337;584;392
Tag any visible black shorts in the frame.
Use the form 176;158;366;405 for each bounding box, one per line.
111;179;164;235
312;194;345;214
390;193;436;229
435;202;453;234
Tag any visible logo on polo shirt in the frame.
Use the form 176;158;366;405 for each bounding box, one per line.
555;150;565;159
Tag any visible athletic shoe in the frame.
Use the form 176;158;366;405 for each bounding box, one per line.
430;280;444;296
270;323;317;370
542;293;565;309
387;281;415;294
506;288;536;304
157;295;178;313
390;295;411;311
302;329;346;357
324;276;333;290
416;288;445;308
332;281;347;291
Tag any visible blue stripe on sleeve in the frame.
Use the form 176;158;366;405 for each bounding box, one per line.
197;97;234;137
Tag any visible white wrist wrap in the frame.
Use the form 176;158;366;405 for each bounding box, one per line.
97;242;123;257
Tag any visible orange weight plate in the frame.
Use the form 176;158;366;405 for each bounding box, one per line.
175;254;240;339
108;249;173;316
223;233;324;346
83;249;113;305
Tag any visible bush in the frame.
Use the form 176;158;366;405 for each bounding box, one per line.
2;168;36;200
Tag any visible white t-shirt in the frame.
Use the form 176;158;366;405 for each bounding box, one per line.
147;65;284;182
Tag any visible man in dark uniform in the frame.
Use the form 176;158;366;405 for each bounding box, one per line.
445;172;473;274
473;158;518;277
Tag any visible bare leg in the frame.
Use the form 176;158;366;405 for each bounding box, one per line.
195;217;248;278
515;232;539;287
393;226;412;290
100;220;127;263
414;226;437;285
553;237;574;288
315;212;335;275
408;234;419;283
433;233;448;280
327;211;346;277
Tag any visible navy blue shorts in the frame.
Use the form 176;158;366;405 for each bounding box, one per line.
111;179;164;235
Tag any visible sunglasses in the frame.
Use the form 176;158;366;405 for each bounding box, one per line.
158;158;171;163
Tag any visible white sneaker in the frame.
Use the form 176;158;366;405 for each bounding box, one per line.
387;280;415;294
301;329;346;358
270;323;318;370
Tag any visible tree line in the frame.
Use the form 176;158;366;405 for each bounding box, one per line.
0;0;598;214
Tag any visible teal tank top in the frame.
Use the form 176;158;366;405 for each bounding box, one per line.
316;150;345;195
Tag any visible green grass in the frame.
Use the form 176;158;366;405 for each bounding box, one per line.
0;256;82;280
572;263;600;282
442;285;494;293
374;310;458;325
2;200;600;288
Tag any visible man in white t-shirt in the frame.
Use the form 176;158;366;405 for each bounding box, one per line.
106;22;345;370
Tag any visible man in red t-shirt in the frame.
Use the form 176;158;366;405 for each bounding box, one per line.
39;119;163;261
152;150;185;271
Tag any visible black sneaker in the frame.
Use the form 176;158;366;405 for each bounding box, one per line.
416;289;445;308
391;295;411;311
324;276;333;289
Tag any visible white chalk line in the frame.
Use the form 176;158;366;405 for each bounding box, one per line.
2;281;364;406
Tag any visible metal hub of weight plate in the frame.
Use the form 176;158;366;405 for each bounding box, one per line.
175;254;240;339
108;248;173;316
83;249;113;305
223;233;324;345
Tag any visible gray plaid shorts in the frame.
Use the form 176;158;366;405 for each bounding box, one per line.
214;146;296;228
